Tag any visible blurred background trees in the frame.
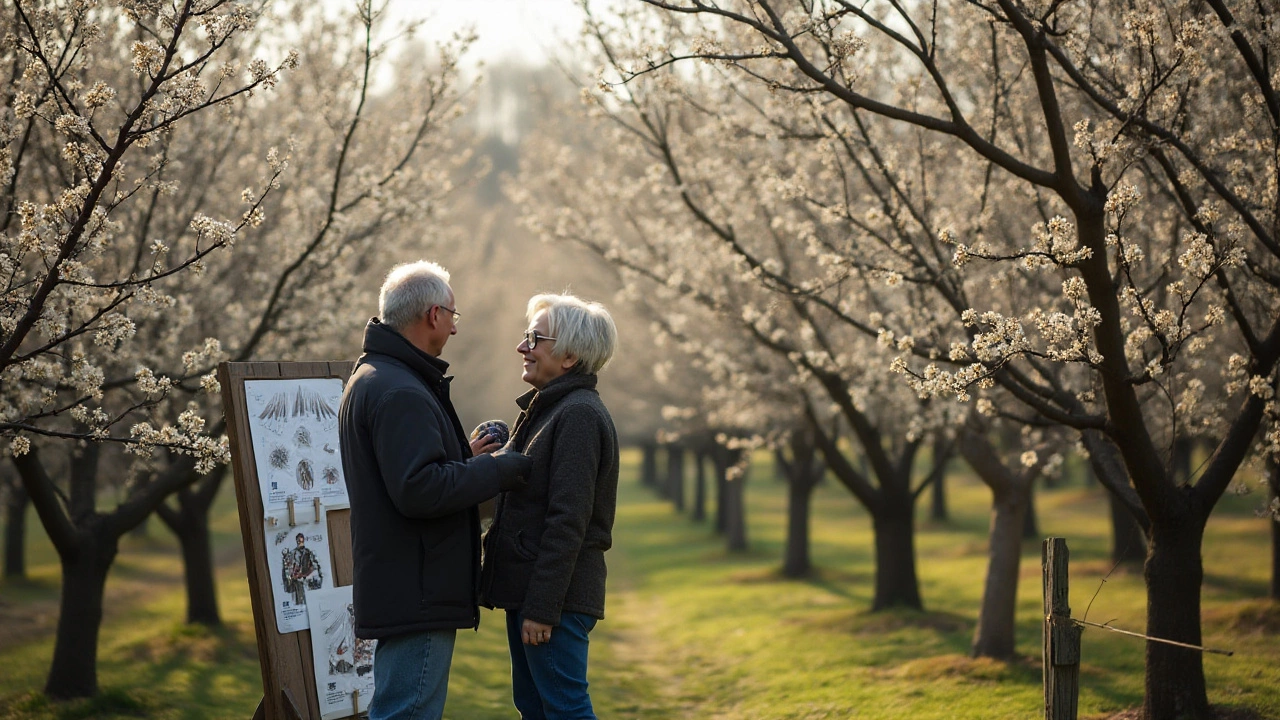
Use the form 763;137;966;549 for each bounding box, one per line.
2;0;1277;717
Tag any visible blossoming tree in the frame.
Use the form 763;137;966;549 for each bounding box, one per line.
142;2;477;630
0;0;477;699
525;5;1098;661
517;7;968;613
2;0;299;698
615;1;1280;716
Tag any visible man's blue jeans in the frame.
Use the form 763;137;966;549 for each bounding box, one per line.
369;629;457;720
506;609;598;720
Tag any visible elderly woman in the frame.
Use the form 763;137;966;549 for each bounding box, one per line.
480;293;620;720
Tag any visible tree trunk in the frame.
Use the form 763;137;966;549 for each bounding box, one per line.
1109;490;1147;566
1269;460;1279;601
971;480;1029;658
783;470;816;577
1021;480;1040;539
1143;515;1210;720
1082;430;1150;566
804;402;924;612
959;430;1034;658
15;441;203;699
870;485;922;611
641;443;657;489
722;448;748;552
692;448;707;522
45;524;118;699
667;444;685;512
929;470;948;522
713;446;728;535
158;490;221;626
781;426;822;578
4;477;28;579
176;513;219;626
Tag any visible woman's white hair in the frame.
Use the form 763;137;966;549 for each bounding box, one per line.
528;293;618;375
379;261;453;332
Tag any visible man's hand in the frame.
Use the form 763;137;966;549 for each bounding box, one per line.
469;420;509;456
469;434;501;455
522;619;553;646
491;450;533;490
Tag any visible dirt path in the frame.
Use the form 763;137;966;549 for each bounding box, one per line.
594;542;696;718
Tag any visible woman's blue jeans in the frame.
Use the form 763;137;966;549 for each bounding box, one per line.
506;609;598;720
368;629;457;720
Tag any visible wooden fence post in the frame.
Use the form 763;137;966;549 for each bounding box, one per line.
1043;537;1082;720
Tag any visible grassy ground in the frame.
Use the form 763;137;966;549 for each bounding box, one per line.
1;450;1277;719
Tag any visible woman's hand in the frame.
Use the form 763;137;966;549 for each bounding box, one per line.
522;619;553;646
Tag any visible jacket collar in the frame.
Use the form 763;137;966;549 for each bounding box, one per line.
516;371;597;414
358;317;451;388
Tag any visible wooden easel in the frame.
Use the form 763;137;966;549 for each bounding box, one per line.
219;361;360;720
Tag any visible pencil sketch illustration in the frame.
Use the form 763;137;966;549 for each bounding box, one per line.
307;586;376;720
293;386;337;425
297;459;315;491
266;514;332;634
269;446;289;470
281;531;324;606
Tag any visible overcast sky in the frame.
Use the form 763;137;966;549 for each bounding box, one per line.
373;0;591;67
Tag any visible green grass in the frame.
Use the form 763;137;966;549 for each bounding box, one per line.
1;450;1278;719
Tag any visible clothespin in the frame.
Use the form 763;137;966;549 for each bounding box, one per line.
314;497;322;524
351;689;360;718
287;497;296;526
267;515;278;527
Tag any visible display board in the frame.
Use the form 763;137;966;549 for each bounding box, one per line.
220;361;365;720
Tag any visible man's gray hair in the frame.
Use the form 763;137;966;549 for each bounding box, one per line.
379;261;453;332
528;293;618;375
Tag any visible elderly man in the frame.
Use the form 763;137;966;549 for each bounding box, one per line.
339;260;531;720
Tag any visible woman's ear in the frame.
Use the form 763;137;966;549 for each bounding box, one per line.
560;353;579;371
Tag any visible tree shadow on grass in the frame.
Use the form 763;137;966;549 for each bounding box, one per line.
94;621;262;720
721;565;874;605
1;687;149;720
1202;599;1280;636
1083;705;1272;720
0;578;61;650
1202;572;1270;598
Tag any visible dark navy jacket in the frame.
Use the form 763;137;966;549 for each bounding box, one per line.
339;318;527;639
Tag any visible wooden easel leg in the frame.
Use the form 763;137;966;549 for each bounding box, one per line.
252;697;266;720
281;687;307;720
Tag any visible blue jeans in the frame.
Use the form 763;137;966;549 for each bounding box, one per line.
506;610;598;720
369;629;457;720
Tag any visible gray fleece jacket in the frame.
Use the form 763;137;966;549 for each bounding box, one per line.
479;372;619;625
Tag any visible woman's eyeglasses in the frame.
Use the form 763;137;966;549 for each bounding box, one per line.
523;330;556;349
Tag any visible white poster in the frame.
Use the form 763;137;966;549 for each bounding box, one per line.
307;586;377;720
264;511;333;633
244;378;349;513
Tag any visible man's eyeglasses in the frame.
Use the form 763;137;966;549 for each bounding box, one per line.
523;330;556;349
435;305;460;324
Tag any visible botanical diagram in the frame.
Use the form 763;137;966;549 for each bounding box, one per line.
244;378;349;513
